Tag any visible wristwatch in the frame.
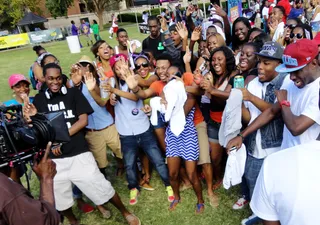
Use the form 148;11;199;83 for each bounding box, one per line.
280;100;291;108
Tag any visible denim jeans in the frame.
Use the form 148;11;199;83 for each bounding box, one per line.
120;125;170;190
244;155;264;199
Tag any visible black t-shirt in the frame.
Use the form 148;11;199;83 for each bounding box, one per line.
142;33;165;57
33;87;93;159
228;68;258;88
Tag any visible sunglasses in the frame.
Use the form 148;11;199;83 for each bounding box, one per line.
285;24;297;29
290;33;303;39
135;62;149;70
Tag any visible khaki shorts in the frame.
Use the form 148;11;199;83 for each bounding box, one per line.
196;121;211;165
85;124;122;168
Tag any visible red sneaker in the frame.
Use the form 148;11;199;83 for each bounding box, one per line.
78;203;95;214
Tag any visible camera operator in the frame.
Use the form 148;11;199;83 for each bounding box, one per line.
23;63;141;225
0;142;61;225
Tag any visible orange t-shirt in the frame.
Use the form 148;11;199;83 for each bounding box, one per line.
97;62;114;78
150;74;204;126
150;80;166;96
183;72;205;126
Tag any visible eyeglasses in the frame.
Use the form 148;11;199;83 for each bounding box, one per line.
285;24;297;29
290;33;303;39
135;62;149;70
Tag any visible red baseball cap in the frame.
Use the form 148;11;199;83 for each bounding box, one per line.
313;32;320;47
8;74;30;88
275;39;318;73
110;54;128;68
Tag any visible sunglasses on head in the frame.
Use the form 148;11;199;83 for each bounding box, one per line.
290;33;303;39
285;24;297;29
135;62;149;70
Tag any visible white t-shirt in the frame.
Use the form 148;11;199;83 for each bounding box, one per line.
272;21;285;42
262;6;269;19
112;16;118;28
254;3;260;12
245;76;289;159
251;140;320;225
280;77;320;149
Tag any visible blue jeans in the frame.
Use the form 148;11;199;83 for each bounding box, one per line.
244;155;264;199
120;125;170;190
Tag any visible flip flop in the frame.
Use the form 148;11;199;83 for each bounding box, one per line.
195;203;205;214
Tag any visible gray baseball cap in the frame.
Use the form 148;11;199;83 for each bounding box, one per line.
254;41;284;61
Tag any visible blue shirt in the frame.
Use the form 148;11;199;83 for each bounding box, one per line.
3;97;34;106
79;83;113;130
114;82;150;136
288;8;304;19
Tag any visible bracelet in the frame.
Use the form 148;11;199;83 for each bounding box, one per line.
132;87;140;94
237;133;245;141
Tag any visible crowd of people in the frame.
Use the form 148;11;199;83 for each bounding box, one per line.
1;1;320;225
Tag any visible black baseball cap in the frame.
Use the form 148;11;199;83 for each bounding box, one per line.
255;41;284;61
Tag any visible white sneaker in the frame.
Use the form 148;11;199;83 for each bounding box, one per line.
109;36;112;39
232;196;249;210
241;214;260;225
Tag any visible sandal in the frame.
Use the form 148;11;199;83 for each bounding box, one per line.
169;199;180;211
208;193;219;207
195;203;205;214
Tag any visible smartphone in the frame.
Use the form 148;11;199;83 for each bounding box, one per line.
199;61;206;72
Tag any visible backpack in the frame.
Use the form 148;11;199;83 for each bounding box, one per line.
29;62;38;90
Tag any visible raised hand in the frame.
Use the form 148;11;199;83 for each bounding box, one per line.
183;46;192;64
191;25;202;42
22;94;37;123
186;4;194;17
212;4;227;17
176;22;188;40
123;69;139;91
84;71;97;91
160;16;168;32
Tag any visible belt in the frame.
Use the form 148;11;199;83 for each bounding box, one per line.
86;124;112;132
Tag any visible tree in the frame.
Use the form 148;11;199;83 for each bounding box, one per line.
45;0;74;18
85;0;119;30
0;0;41;28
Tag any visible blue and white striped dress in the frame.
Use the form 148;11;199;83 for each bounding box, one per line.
165;108;199;161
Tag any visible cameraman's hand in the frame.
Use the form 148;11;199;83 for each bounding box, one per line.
32;142;57;180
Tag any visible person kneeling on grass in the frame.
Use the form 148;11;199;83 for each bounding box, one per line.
23;63;140;225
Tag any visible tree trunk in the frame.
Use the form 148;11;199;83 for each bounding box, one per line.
97;11;104;30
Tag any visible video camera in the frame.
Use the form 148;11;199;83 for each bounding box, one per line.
0;105;70;168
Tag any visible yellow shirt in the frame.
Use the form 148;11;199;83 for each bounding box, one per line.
143;73;152;105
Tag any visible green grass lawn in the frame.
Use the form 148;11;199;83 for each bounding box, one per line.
0;24;251;224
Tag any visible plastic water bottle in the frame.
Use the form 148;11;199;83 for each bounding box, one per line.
99;77;109;100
